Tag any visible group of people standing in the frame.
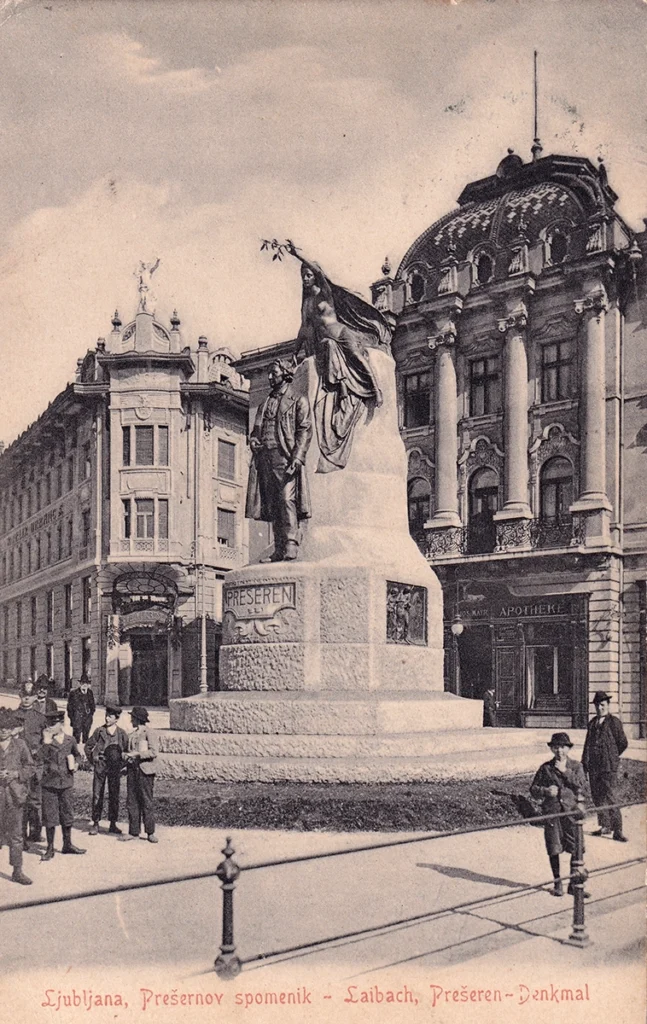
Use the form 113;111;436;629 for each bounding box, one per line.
0;678;159;887
531;690;629;897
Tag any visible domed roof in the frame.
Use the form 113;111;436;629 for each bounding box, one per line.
396;153;628;292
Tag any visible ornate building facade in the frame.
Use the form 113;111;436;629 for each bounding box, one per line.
387;150;646;735
0;297;249;705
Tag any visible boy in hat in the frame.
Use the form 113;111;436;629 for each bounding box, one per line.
0;707;34;884
66;675;96;746
582;691;628;842
85;705;129;835
36;709;85;860
530;733;587;898
120;707;158;843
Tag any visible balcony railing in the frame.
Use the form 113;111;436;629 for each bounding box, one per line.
423;514;584;559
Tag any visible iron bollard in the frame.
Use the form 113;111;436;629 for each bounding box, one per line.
214;837;242;978
566;792;590;947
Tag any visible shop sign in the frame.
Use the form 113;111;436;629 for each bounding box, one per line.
120;608;169;631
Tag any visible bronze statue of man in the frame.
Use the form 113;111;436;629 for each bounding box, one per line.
245;360;312;561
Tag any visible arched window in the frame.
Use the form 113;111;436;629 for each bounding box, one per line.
468;467;499;553
476;252;494;285
408;477;432;546
540;457;573;520
409;272;425;303
549;231;568;265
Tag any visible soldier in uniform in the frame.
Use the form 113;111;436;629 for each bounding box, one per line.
0;707;34;885
36;709;86;860
85;705;129;836
17;683;52;846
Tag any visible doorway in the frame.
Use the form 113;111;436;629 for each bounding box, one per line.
129;632;169;706
456;625;492;699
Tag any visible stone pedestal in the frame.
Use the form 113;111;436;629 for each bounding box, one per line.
167;346;481;780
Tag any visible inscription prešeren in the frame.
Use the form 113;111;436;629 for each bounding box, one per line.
223;582;297;621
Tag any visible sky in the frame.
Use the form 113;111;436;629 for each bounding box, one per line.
0;0;645;445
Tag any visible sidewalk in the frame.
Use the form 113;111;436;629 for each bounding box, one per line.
1;803;644;1023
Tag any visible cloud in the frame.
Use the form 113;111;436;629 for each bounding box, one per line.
99;33;215;93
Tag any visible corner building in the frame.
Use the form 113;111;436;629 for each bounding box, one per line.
0;301;249;705
387;150;646;736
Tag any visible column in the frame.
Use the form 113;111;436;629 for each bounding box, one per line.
495;299;532;520
571;286;611;510
570;285;611;546
427;323;461;529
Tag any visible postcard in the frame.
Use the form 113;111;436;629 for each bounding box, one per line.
0;1;644;1022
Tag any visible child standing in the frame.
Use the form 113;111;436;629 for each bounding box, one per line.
120;707;158;844
85;705;129;835
530;732;587;898
0;707;34;885
37;708;86;860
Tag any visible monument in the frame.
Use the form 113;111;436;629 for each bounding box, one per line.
163;244;482;782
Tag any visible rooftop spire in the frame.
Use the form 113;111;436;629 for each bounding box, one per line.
531;50;543;162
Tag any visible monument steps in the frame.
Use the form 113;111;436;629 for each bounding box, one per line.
158;727;589;760
155;730;590;783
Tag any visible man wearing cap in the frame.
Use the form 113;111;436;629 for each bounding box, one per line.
66;676;96;746
120;707;159;843
582;691;629;842
85;705;129;836
0;707;34;885
36;709;85;860
530;733;588;898
17;683;50;846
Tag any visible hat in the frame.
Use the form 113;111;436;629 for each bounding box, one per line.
130;706;149;724
592;690;612;705
45;708;65;723
79;675;91;686
0;707;16;729
548;732;573;748
105;704;122;718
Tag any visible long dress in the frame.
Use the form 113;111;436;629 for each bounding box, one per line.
299;272;391;473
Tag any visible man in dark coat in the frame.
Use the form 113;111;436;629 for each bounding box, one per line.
0;707;34;885
36;708;85;860
245;359;312;562
530;732;587;898
582;690;628;842
66;675;96;745
482;686;498;727
85;705;129;835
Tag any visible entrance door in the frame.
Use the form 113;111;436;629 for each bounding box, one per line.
130;633;168;706
456;625;492;699
495;645;522;726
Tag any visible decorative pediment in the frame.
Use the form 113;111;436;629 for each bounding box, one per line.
408;447;434;481
458;434;504;480
533;312;576;340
